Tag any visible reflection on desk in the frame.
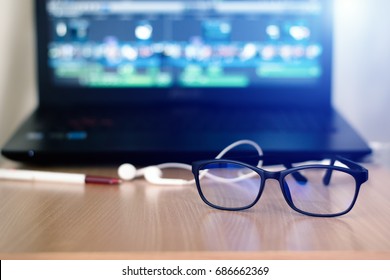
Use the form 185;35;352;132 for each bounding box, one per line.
0;158;390;260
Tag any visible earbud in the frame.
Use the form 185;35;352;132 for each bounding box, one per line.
118;163;137;181
117;163;191;185
143;166;188;185
117;139;263;186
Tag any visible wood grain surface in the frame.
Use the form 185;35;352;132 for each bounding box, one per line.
0;160;389;259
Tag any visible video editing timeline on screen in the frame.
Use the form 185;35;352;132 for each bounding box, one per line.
47;0;323;88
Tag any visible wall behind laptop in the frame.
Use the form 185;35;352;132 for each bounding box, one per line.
333;0;390;143
0;0;36;149
0;0;390;152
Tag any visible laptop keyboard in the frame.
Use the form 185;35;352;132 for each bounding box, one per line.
42;108;334;136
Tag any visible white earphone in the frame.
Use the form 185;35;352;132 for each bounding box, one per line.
118;163;192;185
117;139;263;185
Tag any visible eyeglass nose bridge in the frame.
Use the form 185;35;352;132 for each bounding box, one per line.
260;169;294;207
261;170;283;181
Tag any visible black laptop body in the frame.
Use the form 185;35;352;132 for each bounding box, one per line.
2;0;371;165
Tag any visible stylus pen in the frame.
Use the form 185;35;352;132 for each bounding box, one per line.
0;168;122;185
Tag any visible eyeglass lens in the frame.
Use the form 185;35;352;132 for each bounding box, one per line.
198;162;262;209
284;168;357;215
198;163;357;215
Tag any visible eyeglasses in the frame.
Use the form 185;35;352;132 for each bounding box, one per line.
192;156;368;217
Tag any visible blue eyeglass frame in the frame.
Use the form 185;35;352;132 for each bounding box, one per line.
192;156;369;217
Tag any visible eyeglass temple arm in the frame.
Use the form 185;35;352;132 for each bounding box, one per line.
285;157;367;186
323;158;336;186
283;163;308;185
323;157;368;186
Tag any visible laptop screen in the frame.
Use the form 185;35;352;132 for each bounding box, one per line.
37;0;331;107
45;0;326;90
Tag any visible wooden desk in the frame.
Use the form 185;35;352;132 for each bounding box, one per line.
1;158;390;260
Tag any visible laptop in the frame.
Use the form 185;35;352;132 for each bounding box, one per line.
1;0;371;165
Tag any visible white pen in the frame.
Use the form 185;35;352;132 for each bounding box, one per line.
0;168;122;185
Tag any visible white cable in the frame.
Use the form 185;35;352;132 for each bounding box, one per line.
215;139;263;167
118;139;264;185
153;139;263;185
